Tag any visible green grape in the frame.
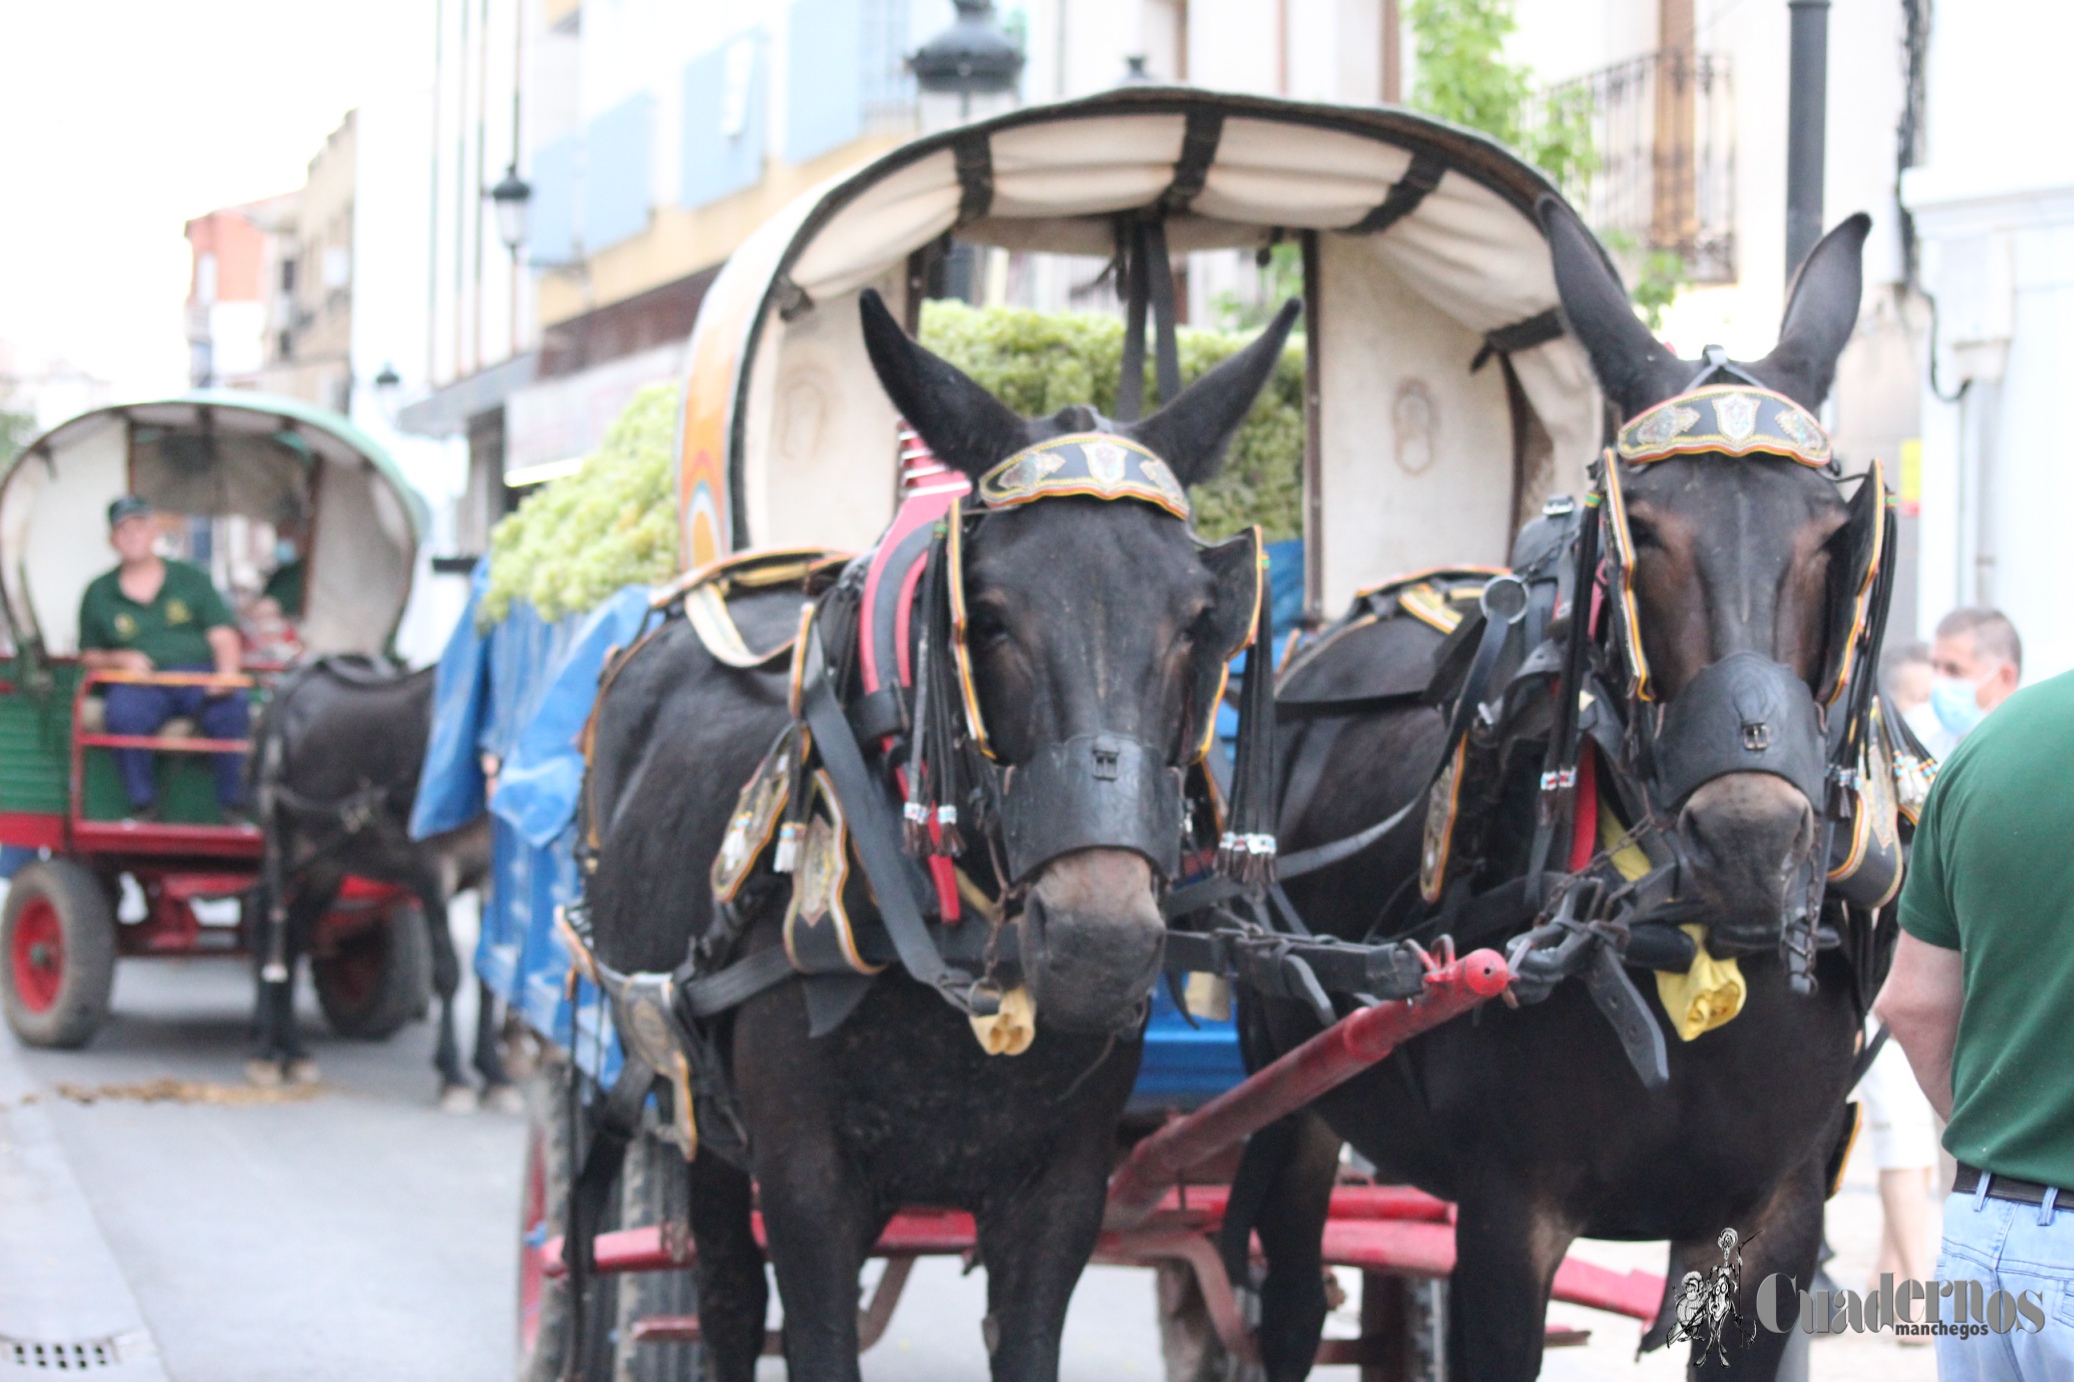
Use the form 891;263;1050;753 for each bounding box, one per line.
478;310;1304;629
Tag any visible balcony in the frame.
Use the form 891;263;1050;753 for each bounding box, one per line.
1528;49;1736;285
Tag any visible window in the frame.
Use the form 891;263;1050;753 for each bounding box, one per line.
683;35;769;207
528;135;581;262
786;0;861;163
195;252;218;305
281;258;298;293
584;94;656;250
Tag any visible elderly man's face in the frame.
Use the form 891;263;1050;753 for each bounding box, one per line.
110;514;158;563
1930;631;2019;712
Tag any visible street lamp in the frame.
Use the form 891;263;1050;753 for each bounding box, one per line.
372;362;403;426
911;0;1024;129
488;164;531;255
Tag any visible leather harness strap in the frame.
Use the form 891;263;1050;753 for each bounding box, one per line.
797;624;970;1002
1349;148;1446;234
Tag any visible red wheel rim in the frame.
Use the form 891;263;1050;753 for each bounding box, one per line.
518;1118;549;1355
323;929;387;1013
10;896;64;1014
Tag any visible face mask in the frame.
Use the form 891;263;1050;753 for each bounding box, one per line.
1930;675;1989;737
275;539;296;563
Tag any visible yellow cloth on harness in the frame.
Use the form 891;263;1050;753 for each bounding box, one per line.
1655;923;1747;1041
1598;799;1745;1041
969;986;1037;1056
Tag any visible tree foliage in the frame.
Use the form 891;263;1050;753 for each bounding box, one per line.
1408;0;1597;190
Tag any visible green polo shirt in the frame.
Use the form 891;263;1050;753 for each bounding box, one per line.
262;558;304;617
1899;669;2074;1189
78;559;234;670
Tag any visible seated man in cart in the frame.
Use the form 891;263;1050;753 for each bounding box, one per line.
76;496;250;823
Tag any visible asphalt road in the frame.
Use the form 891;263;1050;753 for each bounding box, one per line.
2;903;1934;1382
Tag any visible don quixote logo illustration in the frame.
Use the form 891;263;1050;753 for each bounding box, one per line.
1667;1223;2056;1358
1669;1228;1757;1363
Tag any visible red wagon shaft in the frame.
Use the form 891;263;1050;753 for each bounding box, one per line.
1104;946;1512;1231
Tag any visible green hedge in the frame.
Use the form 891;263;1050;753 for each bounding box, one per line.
481;305;1304;624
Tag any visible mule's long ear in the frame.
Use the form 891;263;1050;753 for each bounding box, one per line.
1750;212;1871;410
1129;299;1301;485
1538;195;1688;417
859;288;1031;477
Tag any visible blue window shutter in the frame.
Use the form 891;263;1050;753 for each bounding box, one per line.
682;35;770;208
785;0;862;164
527;135;580;262
584;95;655;250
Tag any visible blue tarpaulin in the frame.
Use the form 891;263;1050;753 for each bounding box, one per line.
492;585;655;848
413;562;1251;1100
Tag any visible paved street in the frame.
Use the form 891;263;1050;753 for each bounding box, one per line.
1;901;1940;1381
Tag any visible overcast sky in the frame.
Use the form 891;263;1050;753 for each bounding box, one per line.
0;1;435;398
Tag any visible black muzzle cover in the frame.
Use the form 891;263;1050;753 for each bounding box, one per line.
1652;652;1827;809
998;733;1185;883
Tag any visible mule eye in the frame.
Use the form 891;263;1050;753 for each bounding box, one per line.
1628;515;1664;551
968;605;1011;650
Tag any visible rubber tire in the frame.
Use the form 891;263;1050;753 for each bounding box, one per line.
613;1127;703;1382
312;899;434;1040
1;859;118;1049
518;1053;617;1382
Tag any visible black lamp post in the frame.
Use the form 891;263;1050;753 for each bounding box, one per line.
488;164;531;256
911;0;1024;125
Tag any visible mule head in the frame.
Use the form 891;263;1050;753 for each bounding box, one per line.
861;288;1299;1032
1543;200;1871;949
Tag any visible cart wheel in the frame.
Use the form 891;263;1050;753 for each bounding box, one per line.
1;859;118;1049
519;1052;616;1382
614;1125;702;1382
312;899;433;1039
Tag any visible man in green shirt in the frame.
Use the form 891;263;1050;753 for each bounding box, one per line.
77;496;249;820
1880;667;2074;1377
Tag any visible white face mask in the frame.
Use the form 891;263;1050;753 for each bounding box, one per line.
1930;674;1989;737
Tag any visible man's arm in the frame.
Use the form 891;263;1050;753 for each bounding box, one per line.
79;648;152;672
1874;931;1963;1121
206;625;242;681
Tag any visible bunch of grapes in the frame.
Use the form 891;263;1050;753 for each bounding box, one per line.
920;302;1304;543
481;383;682;625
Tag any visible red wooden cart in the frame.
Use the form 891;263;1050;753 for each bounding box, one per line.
535;951;1664;1376
0;394;432;1049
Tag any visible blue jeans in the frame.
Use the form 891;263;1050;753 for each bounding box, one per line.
1935;1187;2074;1379
102;670;250;810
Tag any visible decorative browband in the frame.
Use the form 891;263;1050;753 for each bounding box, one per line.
1615;385;1832;469
976;432;1192;520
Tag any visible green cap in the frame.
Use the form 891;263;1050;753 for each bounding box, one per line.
107;495;155;528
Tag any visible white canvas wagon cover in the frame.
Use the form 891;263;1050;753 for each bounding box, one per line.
0;392;426;658
676;87;1607;614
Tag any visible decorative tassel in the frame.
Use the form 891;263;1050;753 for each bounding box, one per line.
1218;552;1279;885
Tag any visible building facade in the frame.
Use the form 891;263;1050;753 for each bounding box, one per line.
259;113;360;414
396;0;1955;663
183;197;291;391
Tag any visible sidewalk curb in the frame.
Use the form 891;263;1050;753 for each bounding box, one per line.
0;1029;170;1381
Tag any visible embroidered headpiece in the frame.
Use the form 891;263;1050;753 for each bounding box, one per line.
976;432;1192;520
1615;385;1832;470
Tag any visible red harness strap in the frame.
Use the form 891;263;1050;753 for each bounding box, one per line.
857;425;968;921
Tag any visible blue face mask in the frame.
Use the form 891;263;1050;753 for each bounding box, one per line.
1930;675;1989;737
275;539;296;563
